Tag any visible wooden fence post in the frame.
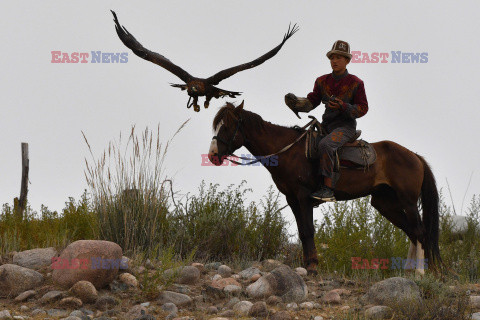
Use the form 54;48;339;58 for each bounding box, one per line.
16;143;29;220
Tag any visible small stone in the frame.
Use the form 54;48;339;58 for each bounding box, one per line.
471;296;480;308
31;309;47;316
212;274;222;281
223;285;242;295
161;303;178;314
300;302;314;309
14;290;36;302
70;280;98;303
157;291;192;307
0;310;11;320
251;274;261;282
266;295;282;305
238;267;261;279
225;297;240;309
20;306;29;312
205;262;221;270
340;305;350;311
322;290;341;304
39;290;64;304
249;301;268;317
207;306;218;314
286;302;299;310
295;267;308;277
95;295;119;311
330;288;351;296
217;265;232;278
472;312;480;320
118;273;138;287
270;311;292;320
69;310;85;318
219;310;235;317
313;317;324;320
144;259;154;269
364;305;394;319
59;297;83;309
47;308;68;317
232;301;253;316
62;317;82;320
125;305;147;320
177;266;200;285
191;263;205;273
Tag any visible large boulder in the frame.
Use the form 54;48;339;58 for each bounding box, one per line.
13;247;57;270
0;264;44;297
246;265;307;302
52;240;123;289
361;277;421;306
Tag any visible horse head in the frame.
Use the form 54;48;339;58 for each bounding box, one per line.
208;101;246;165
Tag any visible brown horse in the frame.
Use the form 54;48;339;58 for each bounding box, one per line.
208;102;441;276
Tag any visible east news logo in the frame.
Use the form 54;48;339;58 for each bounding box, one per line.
351;51;428;63
51;51;128;63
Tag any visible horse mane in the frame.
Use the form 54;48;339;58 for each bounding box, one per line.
212;102;305;132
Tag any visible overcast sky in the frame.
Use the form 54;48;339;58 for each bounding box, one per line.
1;1;479;231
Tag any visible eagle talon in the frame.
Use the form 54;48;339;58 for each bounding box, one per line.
204;101;210;109
193;105;200;112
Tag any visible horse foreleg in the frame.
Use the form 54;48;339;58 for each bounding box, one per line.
288;196;318;275
415;240;426;278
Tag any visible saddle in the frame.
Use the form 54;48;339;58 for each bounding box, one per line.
305;117;376;169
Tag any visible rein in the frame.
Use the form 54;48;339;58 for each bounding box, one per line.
215;117;318;166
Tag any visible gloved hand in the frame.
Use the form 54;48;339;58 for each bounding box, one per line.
285;93;298;108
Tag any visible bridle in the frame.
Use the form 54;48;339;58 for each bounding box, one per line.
211;115;318;166
211;116;244;156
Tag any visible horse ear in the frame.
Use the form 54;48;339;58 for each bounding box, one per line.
237;100;244;110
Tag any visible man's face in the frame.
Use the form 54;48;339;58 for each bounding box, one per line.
329;54;350;74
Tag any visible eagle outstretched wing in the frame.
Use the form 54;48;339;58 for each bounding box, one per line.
111;10;193;84
206;23;299;85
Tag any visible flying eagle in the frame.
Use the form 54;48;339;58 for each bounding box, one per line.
111;10;298;112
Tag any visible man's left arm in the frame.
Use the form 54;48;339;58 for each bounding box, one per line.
337;81;369;119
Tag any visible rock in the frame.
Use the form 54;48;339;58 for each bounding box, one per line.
206;306;218;314
225;297;240;309
14;290;36;302
205;262;221;270
118;273;138;287
266;295;282;305
322;290;341;304
62;317;82;320
295;267;308;277
170;284;191;294
59;297;83;309
219;310;235;317
140;302;150;307
144;259;155;269
270;311;292;320
69;280;98;303
95;295;119;311
362;277;421;306
364;306;394;319
191;263;205;273
69;310;86;318
239;267;261;279
313;317;324;320
157;291;192;307
211;277;241;290
217;265;232;277
0;264;44;297
223;285;242;295
472;312;480;320
261;259;283;271
161;303;178;314
210;318;229;320
286;302;299;310
246;265;308;302
232;301;253;316
249;301;268;317
300;302;314;309
12;247;57;270
52;240;123;289
0;310;11;320
109;279;129;292
19;306;28;312
471;296;480;308
212;274;222;281
39;290;64;304
47;309;68;317
177;266;200;285
330;288;351;296
31;309;47;316
251;274;261;282
125;305;147;320
119;256;131;272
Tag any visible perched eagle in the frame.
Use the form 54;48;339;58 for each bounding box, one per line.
111;10;298;112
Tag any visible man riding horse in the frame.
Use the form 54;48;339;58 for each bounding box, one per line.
285;40;368;202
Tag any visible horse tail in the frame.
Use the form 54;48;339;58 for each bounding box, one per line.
416;154;443;270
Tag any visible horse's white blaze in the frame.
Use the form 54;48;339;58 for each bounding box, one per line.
415;240;425;277
209;120;223;155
